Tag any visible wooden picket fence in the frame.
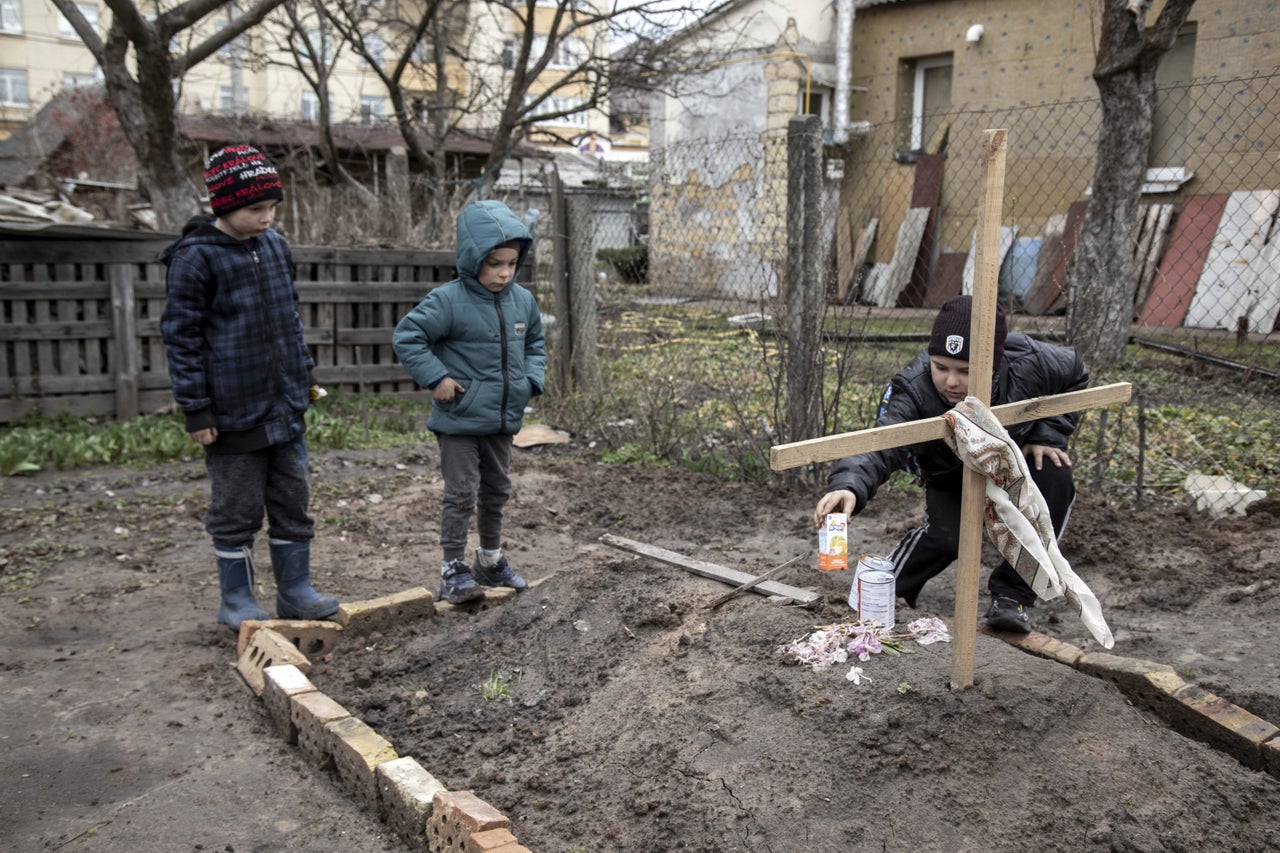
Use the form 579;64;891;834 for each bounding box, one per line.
0;234;456;423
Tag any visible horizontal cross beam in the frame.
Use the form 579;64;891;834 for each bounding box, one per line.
770;382;1133;471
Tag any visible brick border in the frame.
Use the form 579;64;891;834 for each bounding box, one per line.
987;627;1280;777
238;586;533;852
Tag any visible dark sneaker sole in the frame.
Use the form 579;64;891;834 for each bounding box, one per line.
439;587;484;605
986;617;1032;633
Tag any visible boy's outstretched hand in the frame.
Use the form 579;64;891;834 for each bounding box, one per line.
813;489;857;528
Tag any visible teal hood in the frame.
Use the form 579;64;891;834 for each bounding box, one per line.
456;200;531;292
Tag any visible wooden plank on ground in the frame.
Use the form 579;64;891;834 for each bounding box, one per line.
1138;194;1228;328
1185;190;1280;330
770;382;1133;471
599;534;822;607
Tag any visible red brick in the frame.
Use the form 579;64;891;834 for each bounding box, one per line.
427;790;509;853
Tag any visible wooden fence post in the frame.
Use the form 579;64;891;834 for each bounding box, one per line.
109;263;141;420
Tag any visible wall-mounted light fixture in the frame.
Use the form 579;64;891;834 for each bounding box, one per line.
965;24;985;44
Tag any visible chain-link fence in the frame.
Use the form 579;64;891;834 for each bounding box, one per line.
541;71;1280;503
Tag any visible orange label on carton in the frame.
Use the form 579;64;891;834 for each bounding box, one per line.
818;513;849;571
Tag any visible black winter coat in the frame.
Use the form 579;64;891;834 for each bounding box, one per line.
826;333;1089;514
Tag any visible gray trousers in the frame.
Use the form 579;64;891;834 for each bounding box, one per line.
436;433;513;562
204;440;314;548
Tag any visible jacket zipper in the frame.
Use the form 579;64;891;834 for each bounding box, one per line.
495;293;509;433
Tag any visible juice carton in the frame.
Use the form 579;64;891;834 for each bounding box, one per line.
817;513;849;571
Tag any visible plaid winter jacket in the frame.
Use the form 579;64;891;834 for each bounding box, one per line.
160;219;313;451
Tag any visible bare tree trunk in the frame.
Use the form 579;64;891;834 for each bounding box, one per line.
1068;0;1195;369
102;34;202;230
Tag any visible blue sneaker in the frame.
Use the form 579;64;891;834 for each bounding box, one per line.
470;552;529;592
439;560;484;604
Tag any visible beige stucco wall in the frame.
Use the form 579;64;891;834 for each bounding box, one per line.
843;0;1280;261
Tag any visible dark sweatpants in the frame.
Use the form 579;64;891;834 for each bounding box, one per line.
204;440;314;548
436;433;513;563
887;459;1075;608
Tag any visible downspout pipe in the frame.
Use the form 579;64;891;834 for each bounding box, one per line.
833;0;854;144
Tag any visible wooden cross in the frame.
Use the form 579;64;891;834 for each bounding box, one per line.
771;130;1132;690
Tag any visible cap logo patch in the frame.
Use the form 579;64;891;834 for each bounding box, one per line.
945;334;965;356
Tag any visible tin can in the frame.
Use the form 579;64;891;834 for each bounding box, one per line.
855;569;896;630
848;554;895;612
817;513;849;571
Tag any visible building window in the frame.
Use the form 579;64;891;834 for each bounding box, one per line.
361;95;385;124
501;40;517;72
803;86;833;126
302;91;320;123
901;54;952;152
64;70;101;89
534;34;588;69
301;27;333;65
57;2;98;41
412;39;434;63
216;20;248;59
1;67;29;105
1150;25;1196;170
362;33;385;66
527;94;588;128
0;0;22;34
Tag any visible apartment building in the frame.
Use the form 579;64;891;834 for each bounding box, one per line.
1;1;618;160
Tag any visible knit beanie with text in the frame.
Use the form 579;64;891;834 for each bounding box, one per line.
927;295;1008;367
204;144;284;216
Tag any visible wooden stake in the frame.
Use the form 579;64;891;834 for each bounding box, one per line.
704;555;804;609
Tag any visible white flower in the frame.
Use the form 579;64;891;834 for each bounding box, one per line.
846;665;870;685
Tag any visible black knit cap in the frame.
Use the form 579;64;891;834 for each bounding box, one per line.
204;144;284;216
928;295;1008;367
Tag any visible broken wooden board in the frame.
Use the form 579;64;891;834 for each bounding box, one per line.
961;225;1018;296
1138;194;1228;328
840;217;878;304
1185;189;1280;330
599;534;822;608
867;207;930;307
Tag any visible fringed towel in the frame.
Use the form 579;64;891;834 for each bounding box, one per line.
942;396;1114;649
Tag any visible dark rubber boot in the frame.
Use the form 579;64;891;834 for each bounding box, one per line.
270;540;339;620
215;545;270;631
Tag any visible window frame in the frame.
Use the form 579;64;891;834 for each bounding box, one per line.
0;66;28;105
0;0;22;34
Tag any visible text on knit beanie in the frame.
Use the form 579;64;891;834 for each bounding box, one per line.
927;295;1008;367
204;144;284;216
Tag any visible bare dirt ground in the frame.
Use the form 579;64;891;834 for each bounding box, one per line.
2;441;1279;852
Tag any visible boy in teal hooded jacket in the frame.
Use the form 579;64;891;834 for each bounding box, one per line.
393;200;547;603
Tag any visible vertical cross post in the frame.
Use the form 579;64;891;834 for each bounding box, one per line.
950;128;1008;689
